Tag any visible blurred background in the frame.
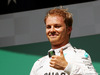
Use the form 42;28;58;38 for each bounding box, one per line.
0;0;100;75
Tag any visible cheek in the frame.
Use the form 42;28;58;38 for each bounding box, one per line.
60;29;67;39
46;29;49;35
59;28;66;35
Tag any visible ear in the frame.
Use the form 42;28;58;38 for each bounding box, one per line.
67;26;72;35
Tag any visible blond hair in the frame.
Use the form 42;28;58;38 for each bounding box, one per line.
44;8;73;27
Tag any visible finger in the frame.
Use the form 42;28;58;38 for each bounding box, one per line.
51;55;56;58
50;58;56;62
60;48;64;56
50;62;58;68
51;55;58;59
50;61;55;65
50;64;60;70
50;64;56;69
50;61;56;68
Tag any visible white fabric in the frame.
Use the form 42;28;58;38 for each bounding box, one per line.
30;43;98;75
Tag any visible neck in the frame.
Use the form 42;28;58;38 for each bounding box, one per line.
51;41;69;49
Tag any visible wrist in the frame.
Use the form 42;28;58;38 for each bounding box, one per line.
64;62;73;74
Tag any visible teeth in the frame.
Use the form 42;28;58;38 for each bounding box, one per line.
49;33;51;36
48;33;59;36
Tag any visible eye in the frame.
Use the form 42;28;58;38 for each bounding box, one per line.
55;25;61;28
46;25;51;29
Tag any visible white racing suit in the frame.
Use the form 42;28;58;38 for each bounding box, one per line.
30;43;98;75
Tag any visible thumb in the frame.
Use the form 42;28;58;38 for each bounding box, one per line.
60;48;64;56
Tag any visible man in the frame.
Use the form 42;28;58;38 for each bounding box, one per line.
30;7;98;75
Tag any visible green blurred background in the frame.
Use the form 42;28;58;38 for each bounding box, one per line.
0;34;100;75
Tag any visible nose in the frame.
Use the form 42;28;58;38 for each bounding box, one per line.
50;26;55;32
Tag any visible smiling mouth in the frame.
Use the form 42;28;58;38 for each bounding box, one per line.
48;33;58;38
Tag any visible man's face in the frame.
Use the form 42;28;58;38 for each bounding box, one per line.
46;15;72;45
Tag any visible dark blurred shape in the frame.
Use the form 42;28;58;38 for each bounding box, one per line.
0;0;96;15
